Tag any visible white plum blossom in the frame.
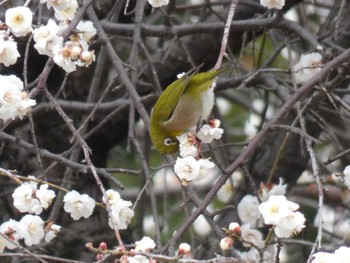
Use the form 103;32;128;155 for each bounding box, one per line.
76;20;97;42
12;180;55;215
147;0;169;8
177;132;198;158
258;195;299;225
260;0;285;9
108;199;135;230
196;124;224;144
343;165;350;188
259;178;287;201
44;223;61;242
63;190;96;220
18;215;45;246
174;156;201;185
0;75;36;121
36;184;56;210
41;0;74;11
259;195;305;238
103;189;121;205
311;247;350;262
239;247;260;262
311;251;338;262
274;211;305;238
54;0;78;20
293;52;323;84
334;246;350;262
240;224;264;248
217;171;243;203
237;195;261;226
0;219;22;249
33;19;62;57
217;179;234;203
197;158;216;180
12;181;41;214
0;35;20;66
193;214;211;236
5;6;33;37
53;44;77;73
135;236;156;252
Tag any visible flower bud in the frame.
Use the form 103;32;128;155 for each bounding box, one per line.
178;242;191;255
96;253;104;260
80;51;95;66
220;237;234;251
85;242;93;249
99;242;107;251
209;119;221;128
228;222;241;235
70;45;82;60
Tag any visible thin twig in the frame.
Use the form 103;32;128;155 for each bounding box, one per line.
214;0;237;69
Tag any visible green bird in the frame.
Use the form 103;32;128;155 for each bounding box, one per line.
149;69;223;153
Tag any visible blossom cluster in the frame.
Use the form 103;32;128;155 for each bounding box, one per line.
103;189;135;230
1;178;60;253
0;214;61;252
5;175;137;254
0;3;97;120
174;119;223;185
219;179;306;262
1;4;96;73
12;177;56;214
0;75;36;121
33;18;96;73
123;236;156;262
40;0;79;21
259;195;305;238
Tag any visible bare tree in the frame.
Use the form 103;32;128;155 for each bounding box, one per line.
1;0;350;262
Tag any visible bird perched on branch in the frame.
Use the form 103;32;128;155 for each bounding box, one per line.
150;68;223;153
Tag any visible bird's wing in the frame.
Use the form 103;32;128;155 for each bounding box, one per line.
152;72;193;123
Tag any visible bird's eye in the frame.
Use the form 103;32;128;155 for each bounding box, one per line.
164;138;174;146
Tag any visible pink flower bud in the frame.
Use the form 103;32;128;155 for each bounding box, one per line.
178;242;191;255
99;242;107;251
220;237;234;251
96;253;104;260
228;222;241;235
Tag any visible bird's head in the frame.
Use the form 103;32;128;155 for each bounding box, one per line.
150;123;180;153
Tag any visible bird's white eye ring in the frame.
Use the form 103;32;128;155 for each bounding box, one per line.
164;138;174;146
